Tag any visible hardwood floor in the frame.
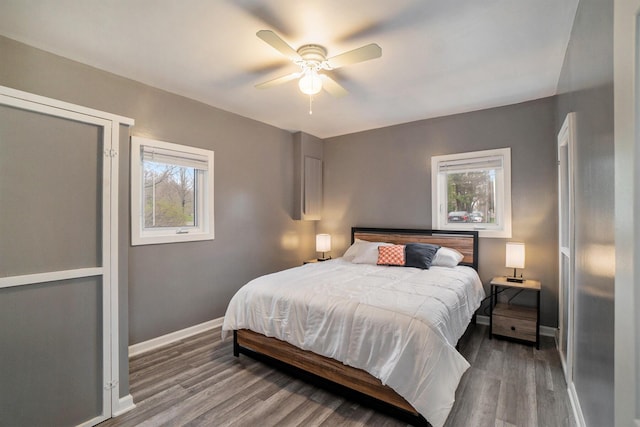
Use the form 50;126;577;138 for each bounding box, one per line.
100;325;575;427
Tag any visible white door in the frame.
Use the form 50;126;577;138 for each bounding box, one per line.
557;113;575;385
0;87;130;426
614;1;640;426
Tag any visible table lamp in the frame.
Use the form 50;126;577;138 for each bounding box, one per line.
505;242;525;283
316;234;331;261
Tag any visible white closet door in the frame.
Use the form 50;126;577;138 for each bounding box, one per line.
0;92;115;426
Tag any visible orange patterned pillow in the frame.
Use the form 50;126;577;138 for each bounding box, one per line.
377;245;406;266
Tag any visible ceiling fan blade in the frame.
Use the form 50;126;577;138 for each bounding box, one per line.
326;43;382;69
255;72;301;89
256;30;301;62
320;74;348;98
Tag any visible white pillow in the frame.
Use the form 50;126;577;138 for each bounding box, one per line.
432;247;464;267
351;241;392;264
342;239;366;261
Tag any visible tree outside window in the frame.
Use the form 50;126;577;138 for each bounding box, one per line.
143;162;195;228
432;148;511;238
446;170;496;224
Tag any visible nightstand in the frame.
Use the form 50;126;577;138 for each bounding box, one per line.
303;259;319;265
489;276;541;349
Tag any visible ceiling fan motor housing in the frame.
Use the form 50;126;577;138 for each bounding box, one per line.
296;44;329;70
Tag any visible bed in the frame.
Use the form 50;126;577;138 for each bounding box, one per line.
222;227;483;427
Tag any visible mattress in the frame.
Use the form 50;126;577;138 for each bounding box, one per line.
222;258;485;427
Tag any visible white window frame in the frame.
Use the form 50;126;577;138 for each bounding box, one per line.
431;147;512;238
131;136;214;245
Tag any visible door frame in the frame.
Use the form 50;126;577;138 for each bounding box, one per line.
557;112;585;426
0;86;134;425
557;112;575;384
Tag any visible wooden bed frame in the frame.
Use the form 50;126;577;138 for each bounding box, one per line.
233;227;479;427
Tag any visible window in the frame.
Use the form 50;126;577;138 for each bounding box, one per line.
131;136;214;245
431;147;512;238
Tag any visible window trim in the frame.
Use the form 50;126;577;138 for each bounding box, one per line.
131;136;214;245
431;147;512;238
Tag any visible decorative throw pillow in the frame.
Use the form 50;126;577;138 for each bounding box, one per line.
405;243;441;269
377;245;406;266
431;247;464;267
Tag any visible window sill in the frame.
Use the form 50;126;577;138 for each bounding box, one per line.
437;224;512;239
131;231;214;246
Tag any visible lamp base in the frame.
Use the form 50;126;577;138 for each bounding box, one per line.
317;257;331;262
506;276;525;283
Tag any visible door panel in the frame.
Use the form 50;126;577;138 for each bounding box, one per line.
0;105;102;277
0;277;103;426
0;100;111;425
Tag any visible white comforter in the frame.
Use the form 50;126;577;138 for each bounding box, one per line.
222;258;485;427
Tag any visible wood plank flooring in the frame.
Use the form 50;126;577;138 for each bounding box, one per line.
100;325;575;427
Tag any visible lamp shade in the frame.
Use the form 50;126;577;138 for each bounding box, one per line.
505;242;525;269
316;234;331;252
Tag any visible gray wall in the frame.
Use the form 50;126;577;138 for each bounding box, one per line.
555;0;615;425
319;97;559;327
0;36;317;397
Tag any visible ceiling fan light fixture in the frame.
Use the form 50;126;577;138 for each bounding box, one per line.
255;30;382;106
298;69;322;95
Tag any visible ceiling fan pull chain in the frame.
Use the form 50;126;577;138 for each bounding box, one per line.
309;95;313;115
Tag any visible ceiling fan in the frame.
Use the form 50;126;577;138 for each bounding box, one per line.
254;30;382;99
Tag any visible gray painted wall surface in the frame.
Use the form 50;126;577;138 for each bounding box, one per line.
555;0;615;425
319;98;559;327
0;36;317;398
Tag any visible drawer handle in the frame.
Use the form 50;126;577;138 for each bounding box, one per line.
510;326;516;331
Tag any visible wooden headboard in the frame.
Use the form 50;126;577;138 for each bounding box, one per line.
351;227;479;271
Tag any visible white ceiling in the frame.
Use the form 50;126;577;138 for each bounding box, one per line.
0;0;578;139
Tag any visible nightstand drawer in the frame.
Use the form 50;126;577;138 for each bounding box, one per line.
492;314;537;342
489;278;541;348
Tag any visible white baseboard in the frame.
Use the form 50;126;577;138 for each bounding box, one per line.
475;314;556;337
568;381;586;427
129;317;224;357
113;394;136;417
539;325;557;337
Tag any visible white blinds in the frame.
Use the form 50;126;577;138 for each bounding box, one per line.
437;155;503;173
141;145;209;170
